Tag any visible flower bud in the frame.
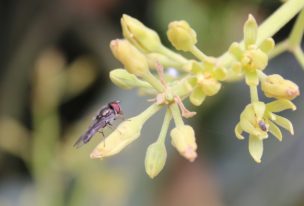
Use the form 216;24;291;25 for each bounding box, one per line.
121;14;162;53
170;125;197;162
145;142;167;178
244;14;258;48
261;74;300;100
109;68;151;89
167;20;197;52
90;117;142;159
90;104;162;159
110;39;149;77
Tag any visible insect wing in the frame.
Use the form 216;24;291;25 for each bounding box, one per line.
73;108;117;148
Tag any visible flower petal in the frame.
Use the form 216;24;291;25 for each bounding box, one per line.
252;101;266;120
244;14;258;48
190;87;206;106
266;99;296;112
249;135;263;163
268;121;283;141
272;114;294;135
235;122;245;140
245;71;259;86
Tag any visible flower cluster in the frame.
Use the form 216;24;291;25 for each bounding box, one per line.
90;13;300;177
228;15;299;162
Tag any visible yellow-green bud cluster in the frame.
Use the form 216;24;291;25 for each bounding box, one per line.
92;12;301;178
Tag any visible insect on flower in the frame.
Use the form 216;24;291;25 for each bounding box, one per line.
74;100;123;148
258;120;267;131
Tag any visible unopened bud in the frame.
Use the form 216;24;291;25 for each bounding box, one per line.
121;14;162;53
145;142;167;178
167;21;197;52
90;104;162;159
170;125;197;162
110;69;151;89
110;39;149;77
261;74;300;100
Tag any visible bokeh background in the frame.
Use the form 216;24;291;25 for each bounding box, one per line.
1;0;304;206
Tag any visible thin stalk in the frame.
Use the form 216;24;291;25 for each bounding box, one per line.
157;110;172;144
293;47;304;68
287;8;304;48
142;71;164;93
250;85;259;102
268;39;289;59
169;103;184;127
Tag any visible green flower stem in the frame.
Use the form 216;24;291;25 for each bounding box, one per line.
137;103;163;122
293;46;304;68
190;46;210;62
219;0;304;66
157;110;172;144
250;85;259;102
268;40;288;59
288;9;304;48
169;103;184;127
158;45;188;65
256;0;304;45
142;71;165;93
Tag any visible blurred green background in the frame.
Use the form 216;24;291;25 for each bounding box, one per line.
1;0;304;206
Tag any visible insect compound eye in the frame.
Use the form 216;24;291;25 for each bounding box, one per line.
109;101;121;114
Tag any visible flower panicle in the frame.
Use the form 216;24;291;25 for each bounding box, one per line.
92;13;301;178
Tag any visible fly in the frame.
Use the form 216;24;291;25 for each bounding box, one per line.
258;120;267;131
74;100;123;148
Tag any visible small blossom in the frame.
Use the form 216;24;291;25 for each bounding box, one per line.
121;14;162;53
110;39;150;77
261;74;300;100
145;142;167;178
235;100;296;162
170;125;197;162
186;61;223;106
229;15;275;86
167;20;197;52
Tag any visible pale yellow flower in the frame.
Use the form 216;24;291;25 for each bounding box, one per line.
235;100;296;162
